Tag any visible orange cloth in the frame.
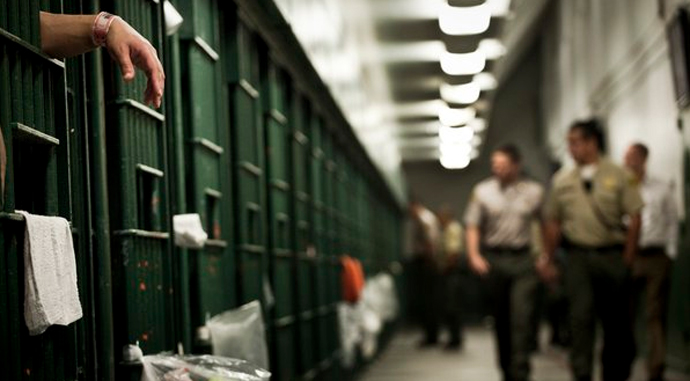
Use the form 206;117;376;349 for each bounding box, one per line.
341;255;365;303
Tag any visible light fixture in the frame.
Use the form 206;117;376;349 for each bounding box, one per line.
467;118;487;132
392;100;446;118
378;41;445;63
440;82;481;104
473;73;498;91
439;126;474;143
439;106;476;126
487;0;512;17
440;154;471;169
440;141;472;157
439;2;491;36
440;50;486;75
471;134;483;147
478;39;507;60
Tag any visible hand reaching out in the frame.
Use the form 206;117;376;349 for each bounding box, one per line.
40;12;165;108
105;17;165;108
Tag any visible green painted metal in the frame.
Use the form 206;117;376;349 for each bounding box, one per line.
0;0;87;378
262;56;298;380
224;13;268;307
178;0;235;338
105;1;176;376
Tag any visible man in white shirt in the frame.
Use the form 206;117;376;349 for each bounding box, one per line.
624;143;678;381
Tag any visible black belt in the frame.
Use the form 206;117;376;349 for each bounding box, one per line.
562;238;623;253
483;245;530;254
639;246;665;256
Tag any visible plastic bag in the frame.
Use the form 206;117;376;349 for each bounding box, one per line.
207;301;269;370
362;273;398;322
337;302;362;369
141;354;270;381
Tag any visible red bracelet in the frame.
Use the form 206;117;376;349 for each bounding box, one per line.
92;12;119;47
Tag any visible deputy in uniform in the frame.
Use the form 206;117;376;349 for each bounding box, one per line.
540;119;643;381
465;144;543;381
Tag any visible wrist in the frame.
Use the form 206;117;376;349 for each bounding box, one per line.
92;12;120;47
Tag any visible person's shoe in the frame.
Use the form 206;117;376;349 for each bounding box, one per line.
444;341;462;351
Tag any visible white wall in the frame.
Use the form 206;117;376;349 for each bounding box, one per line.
541;0;685;214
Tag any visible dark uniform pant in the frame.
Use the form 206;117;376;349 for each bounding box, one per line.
632;248;671;380
485;249;539;381
565;247;635;381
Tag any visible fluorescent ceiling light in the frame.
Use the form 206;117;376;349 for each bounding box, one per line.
439;126;474;143
471;135;483;147
478;39;507;60
372;0;443;20
440;82;481;104
392;100;446;118
440;141;472;157
467;118;487;132
471;148;480;159
378;41;445;62
439;3;491;36
487;0;512;17
440;155;471;169
441;50;486;75
439;106;476;126
473;73;498;90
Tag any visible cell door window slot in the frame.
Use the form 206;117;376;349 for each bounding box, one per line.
11;123;59;214
136;164;164;231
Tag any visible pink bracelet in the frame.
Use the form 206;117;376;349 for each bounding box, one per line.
92;12;119;47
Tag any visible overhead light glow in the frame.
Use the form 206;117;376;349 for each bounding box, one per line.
378;41;445;62
439;3;491;36
487;0;512;17
467;118;487;132
372;0;444;20
439;126;474;143
439;106;476;126
478;39;507;60
440;141;472;158
440;82;481;104
473;73;498;90
471;148;480;159
440;155;471;169
441;50;486;75
471;135;483;147
392;100;446;118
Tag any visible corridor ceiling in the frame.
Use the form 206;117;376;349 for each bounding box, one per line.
365;0;550;168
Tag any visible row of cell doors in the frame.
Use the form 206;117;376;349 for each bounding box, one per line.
0;0;403;380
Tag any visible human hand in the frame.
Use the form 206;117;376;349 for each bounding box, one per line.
535;255;558;284
106;18;165;108
468;254;490;277
622;247;636;267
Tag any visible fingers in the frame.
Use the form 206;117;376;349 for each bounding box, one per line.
107;18;165;108
112;44;136;82
130;42;164;107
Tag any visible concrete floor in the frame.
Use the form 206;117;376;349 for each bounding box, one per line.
357;326;690;381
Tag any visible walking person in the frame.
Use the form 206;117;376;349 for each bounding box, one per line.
465;144;544;381
539;119;642;381
625;143;678;381
408;200;443;346
438;206;465;350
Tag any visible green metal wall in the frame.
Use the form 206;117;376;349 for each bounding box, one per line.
0;1;405;380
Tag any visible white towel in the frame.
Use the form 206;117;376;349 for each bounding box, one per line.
17;211;83;336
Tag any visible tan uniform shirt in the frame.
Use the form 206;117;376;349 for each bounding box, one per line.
544;158;644;247
442;220;464;257
464;177;544;248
